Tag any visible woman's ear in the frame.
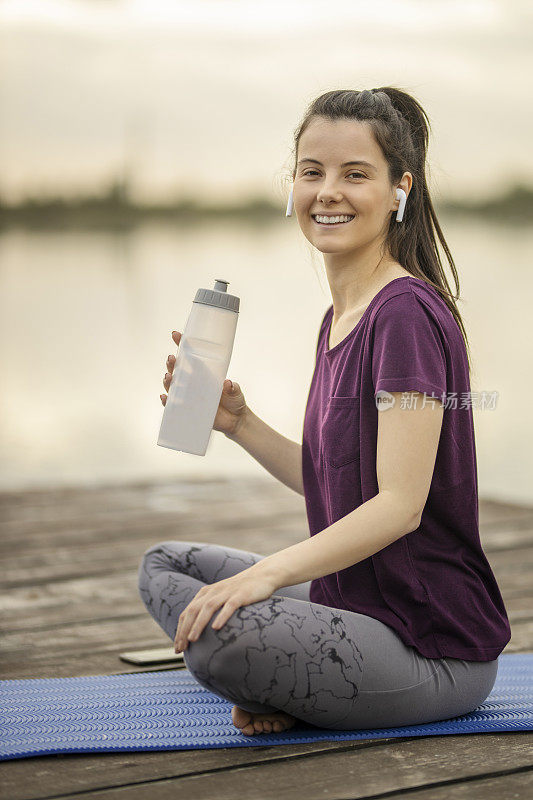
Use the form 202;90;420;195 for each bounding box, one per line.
400;172;413;198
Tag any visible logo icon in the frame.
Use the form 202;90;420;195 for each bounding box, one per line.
375;390;396;411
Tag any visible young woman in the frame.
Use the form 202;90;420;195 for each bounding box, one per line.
140;87;511;736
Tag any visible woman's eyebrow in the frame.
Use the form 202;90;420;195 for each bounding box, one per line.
297;158;375;170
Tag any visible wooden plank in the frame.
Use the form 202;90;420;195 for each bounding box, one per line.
2;651;185;680
0;478;299;524
395;769;533;800
0;493;305;537
2;513;531;561
0;733;529;800
0;739;395;800
0;615;174;667
481;525;533;551
479;497;533;526
501;620;533;652
1;481;531;539
0;508;304;552
0;529;303;589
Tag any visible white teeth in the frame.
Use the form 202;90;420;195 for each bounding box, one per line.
314;215;354;224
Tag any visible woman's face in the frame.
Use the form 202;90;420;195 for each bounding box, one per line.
293;117;406;255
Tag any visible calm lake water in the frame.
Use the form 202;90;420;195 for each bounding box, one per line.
0;216;531;505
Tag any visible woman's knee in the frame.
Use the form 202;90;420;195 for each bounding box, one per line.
137;541;179;593
138;540;196;577
182;609;235;684
141;540;195;559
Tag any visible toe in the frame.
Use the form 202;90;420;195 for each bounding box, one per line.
231;705;253;729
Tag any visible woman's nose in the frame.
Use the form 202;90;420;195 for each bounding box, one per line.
316;185;343;204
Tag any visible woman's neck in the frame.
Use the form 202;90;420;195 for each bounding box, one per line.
326;255;409;320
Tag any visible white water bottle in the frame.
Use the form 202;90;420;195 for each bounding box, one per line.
157;278;240;456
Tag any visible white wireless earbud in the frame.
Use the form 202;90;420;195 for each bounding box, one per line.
395;188;407;222
285;184;294;217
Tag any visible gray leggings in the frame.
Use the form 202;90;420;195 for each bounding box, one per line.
137;540;499;730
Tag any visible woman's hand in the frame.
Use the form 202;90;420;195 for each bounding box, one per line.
161;331;249;438
174;567;279;653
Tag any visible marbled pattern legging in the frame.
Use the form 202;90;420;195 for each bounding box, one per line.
137;540;499;730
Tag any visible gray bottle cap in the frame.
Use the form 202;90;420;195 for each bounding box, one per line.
193;279;240;312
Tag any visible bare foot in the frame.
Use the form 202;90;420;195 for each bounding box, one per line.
231;704;296;736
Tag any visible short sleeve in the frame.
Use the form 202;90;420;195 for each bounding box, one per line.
372;292;447;398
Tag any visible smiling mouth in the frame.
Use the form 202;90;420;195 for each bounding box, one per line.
312;214;355;227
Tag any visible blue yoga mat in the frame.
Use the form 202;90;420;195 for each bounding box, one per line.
1;652;531;760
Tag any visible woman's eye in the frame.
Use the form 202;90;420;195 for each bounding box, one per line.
302;170;365;179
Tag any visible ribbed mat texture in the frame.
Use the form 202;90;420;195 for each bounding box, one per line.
1;652;531;760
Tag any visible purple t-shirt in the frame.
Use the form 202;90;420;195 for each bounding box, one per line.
302;275;511;661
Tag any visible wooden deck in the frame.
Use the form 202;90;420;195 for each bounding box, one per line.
1;476;532;799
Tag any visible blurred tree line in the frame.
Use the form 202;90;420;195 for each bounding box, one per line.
0;178;531;230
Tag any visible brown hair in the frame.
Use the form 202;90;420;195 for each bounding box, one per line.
288;86;473;374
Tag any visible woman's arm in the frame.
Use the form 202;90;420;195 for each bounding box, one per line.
252;391;444;589
226;407;304;496
173;392;444;648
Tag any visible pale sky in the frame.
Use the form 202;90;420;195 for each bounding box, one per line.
1;0;532;203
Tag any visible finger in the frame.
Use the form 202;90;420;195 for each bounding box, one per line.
174;624;186;651
211;608;226;629
187;609;211;642
212;600;236;631
166;354;175;371
175;587;219;650
176;607;191;638
163;372;171;390
174;627;185;651
175;606;197;650
187;599;222;642
174;611;187;647
160;394;166;406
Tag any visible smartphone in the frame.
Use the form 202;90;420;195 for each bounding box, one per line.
119;647;184;665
